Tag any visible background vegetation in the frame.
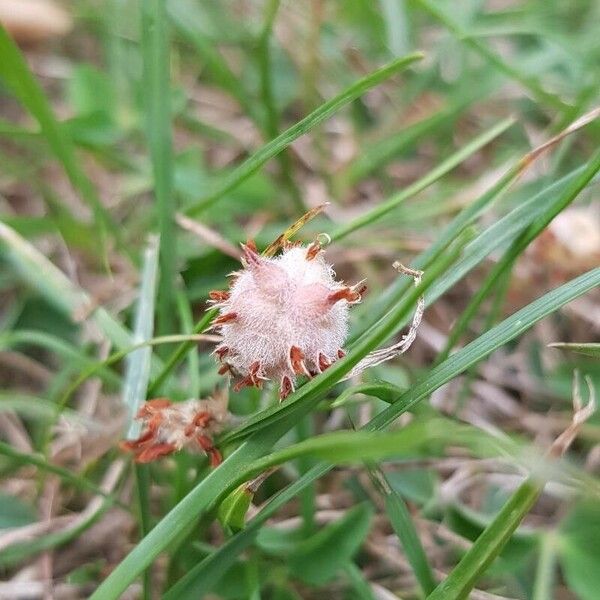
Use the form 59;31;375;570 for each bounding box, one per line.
0;1;599;598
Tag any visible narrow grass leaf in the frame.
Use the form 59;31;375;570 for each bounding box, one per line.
330;116;515;241
123;235;159;438
142;0;176;334
426;479;542;599
437;148;600;362
185;52;424;214
548;343;600;359
0;441;122;503
368;467;436;595
0;25;120;258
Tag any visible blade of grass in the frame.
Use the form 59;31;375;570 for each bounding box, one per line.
351;163;586;346
120;236;159;600
344;563;377;600
548;343;600;358
0;25;122;263
532;533;558;600
185;52;424;214
330;116;515;241
0;441;123;504
146;307;218;396
414;0;570;114
437;147;600;363
0;220;133;351
175;290;201;397
57;334;213;412
426;479;542;600
367;267;600;432
142;0;176;336
0;330;120;387
124;236;159;438
256;0;304;212
368;466;437;595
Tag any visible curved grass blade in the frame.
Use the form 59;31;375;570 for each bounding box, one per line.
350;104;600;341
351;164;586;346
548;343;600;359
437;147;600;362
330;116;515;241
0;25;121;261
341;99;467;189
0;220;133;351
185;52;424;214
0;441;123;504
0;330;120;387
414;0;570;114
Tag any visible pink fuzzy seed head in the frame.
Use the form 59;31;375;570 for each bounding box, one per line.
120;397;227;466
212;240;365;400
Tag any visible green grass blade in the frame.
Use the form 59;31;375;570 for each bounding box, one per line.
0;441;122;503
185;52;424;214
426;479;542;599
123;235;159;438
548;343;600;358
0;25;120;260
341;100;466;188
352;164;585;345
0;330;120;386
330;116;515;241
414;0;570;114
367;267;600;431
369;468;437;595
142;0;177;335
437;148;600;362
0;220;133;350
343;562;377;599
147;307;218;396
175;291;201;397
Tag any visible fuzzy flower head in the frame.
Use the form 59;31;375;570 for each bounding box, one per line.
211;239;366;400
121;396;227;466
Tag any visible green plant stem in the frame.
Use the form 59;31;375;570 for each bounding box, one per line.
147;308;218;396
135;465;152;600
532;533;558;600
141;0;176;337
257;0;304;212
